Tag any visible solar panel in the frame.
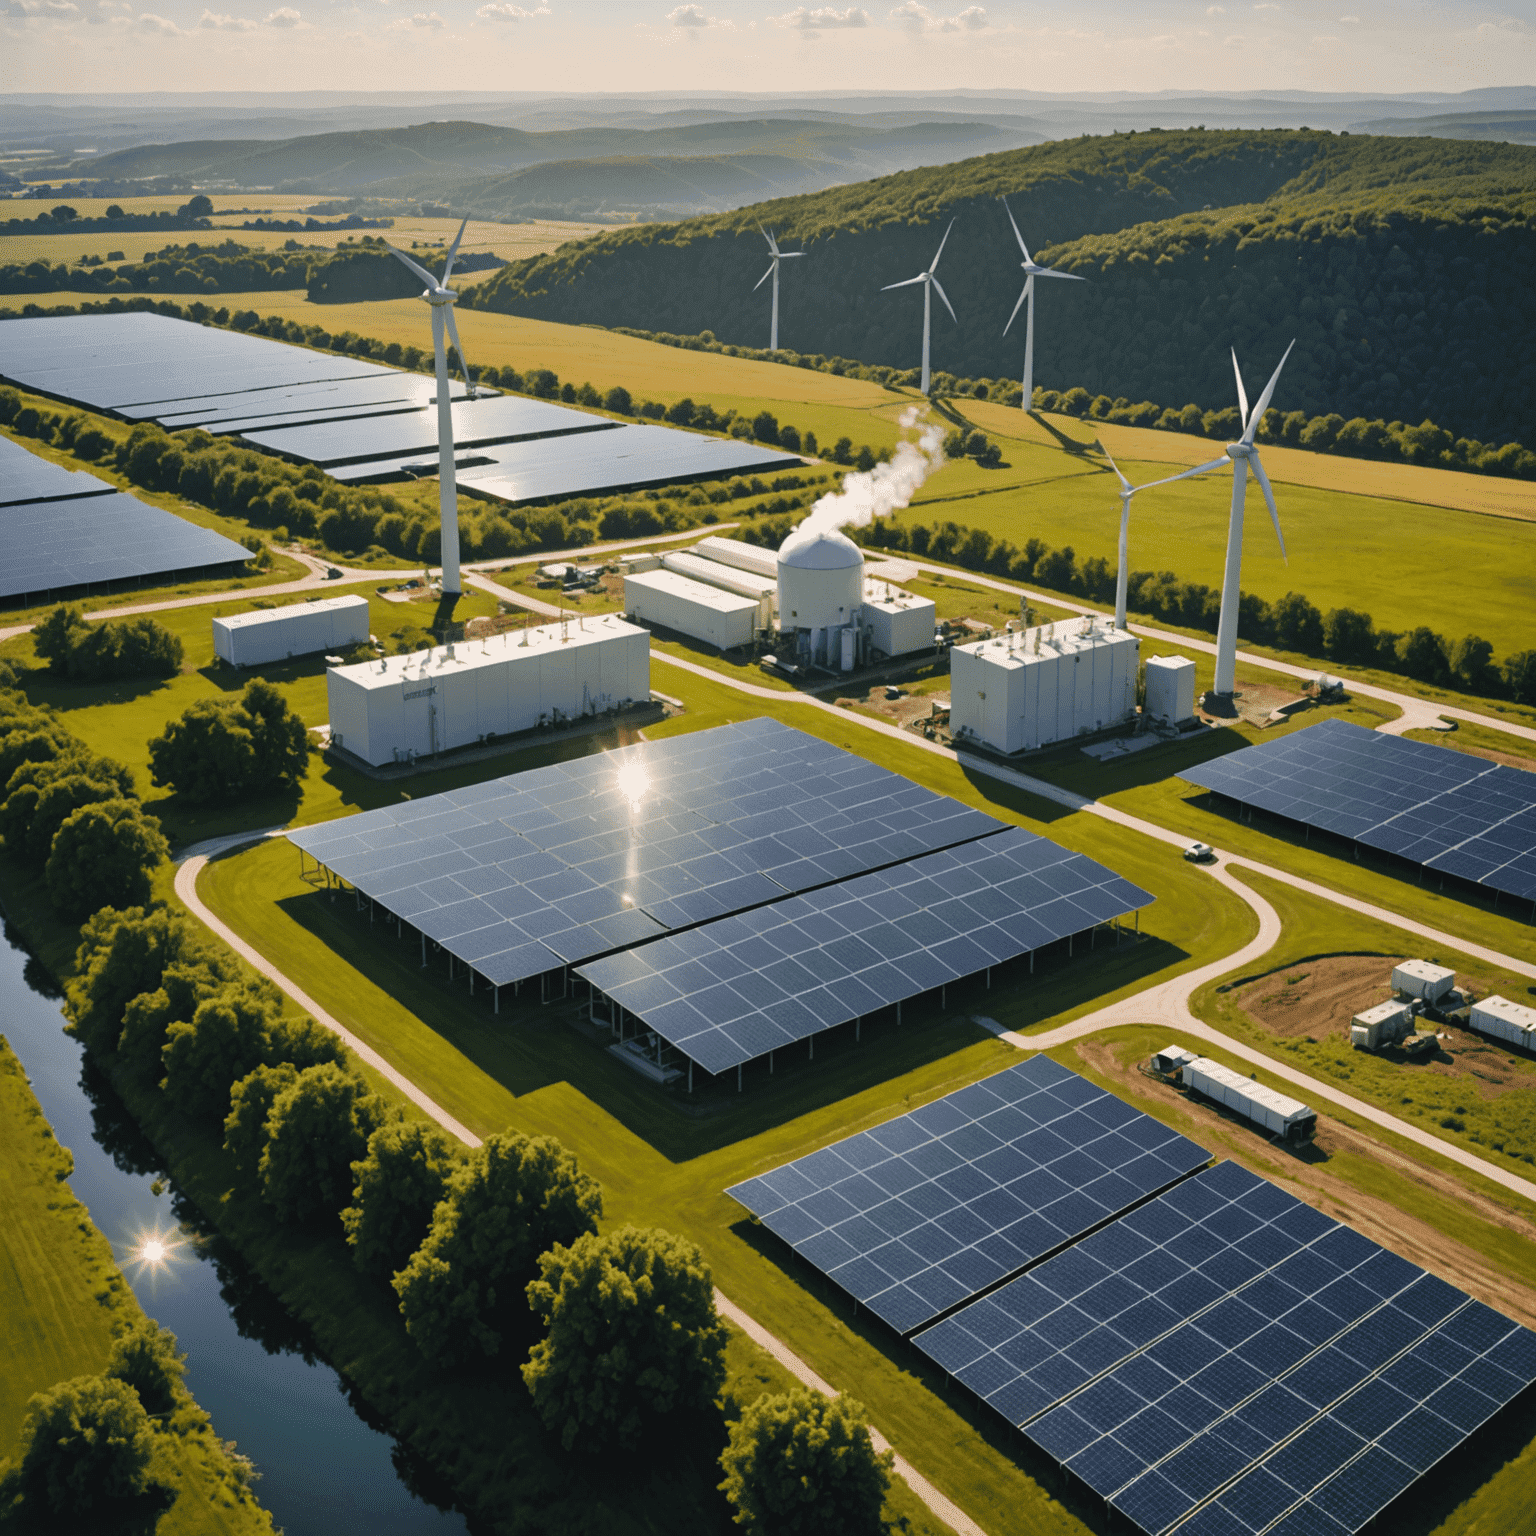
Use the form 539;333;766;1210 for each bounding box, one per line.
728;1056;1204;1334
913;1160;1536;1536
0;435;115;507
1180;719;1536;905
583;828;1154;1079
0;492;253;599
290;719;1008;986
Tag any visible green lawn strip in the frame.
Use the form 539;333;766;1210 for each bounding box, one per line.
1186;865;1536;1182
1404;720;1536;771
0;1034;272;1535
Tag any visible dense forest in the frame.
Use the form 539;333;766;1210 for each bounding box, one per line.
467;129;1536;448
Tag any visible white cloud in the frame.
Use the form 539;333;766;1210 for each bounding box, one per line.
771;4;867;30
264;4;299;20
1476;15;1528;33
1205;4;1224;12
199;7;256;25
1253;2;1280;10
1222;30;1242;45
136;10;181;29
5;0;83;16
476;1;547;16
1339;12;1359;19
389;7;441;22
890;1;985;29
667;2;732;24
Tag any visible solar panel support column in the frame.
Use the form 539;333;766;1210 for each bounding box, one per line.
688;1061;693;1093
421;933;426;967
737;1064;742;1093
494;986;500;1015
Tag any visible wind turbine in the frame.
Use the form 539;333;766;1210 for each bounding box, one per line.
882;218;956;396
1001;196;1086;412
1095;443;1205;631
755;225;803;352
385;219;479;599
1147;341;1296;697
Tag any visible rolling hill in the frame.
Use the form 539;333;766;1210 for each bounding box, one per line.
464;129;1536;448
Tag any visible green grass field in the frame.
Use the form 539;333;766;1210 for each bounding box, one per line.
0;1036;272;1534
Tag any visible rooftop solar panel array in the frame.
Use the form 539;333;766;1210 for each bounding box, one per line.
288;719;1006;988
728;1056;1206;1333
1180;719;1536;904
0;435;115;507
583;829;1154;1078
915;1160;1536;1536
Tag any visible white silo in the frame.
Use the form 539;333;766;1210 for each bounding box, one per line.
777;525;864;633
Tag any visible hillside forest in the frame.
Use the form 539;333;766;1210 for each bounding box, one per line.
467;129;1536;451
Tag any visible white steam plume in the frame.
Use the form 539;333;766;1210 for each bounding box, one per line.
781;406;946;551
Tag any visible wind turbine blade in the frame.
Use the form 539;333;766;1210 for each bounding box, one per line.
385;244;438;287
1231;347;1249;431
778;251;804;260
1001;195;1029;261
1243;338;1297;446
441;218;469;284
931;276;957;324
882;275;927;291
1139;456;1231;491
1097;442;1132;492
929;217;955;273
1002;279;1029;336
1035;265;1088;282
443;305;472;390
754;263;775;291
759;222;777;256
1250;451;1288;561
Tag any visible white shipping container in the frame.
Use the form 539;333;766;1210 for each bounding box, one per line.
326;614;649;767
1393;961;1457;1004
1470;996;1536;1047
1351;999;1414;1048
624;569;758;650
863;588;937;658
1153;1044;1198;1075
1143;655;1196;725
692;535;779;582
212;594;370;667
1180;1055;1317;1142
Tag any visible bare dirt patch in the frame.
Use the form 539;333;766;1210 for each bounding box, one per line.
1198;680;1307;729
1238;954;1407;1040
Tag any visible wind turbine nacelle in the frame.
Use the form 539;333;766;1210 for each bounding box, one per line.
1225;442;1254;461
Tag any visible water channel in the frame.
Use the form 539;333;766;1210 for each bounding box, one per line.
1;916;470;1535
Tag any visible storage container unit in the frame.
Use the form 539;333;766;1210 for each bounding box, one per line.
212;594;370;668
692;535;779;582
1393;960;1457;1005
1350;999;1415;1049
1180;1055;1317;1143
1469;995;1536;1048
618;553;661;574
1144;654;1197;725
1152;1044;1198;1075
863;588;937;658
326;614;649;768
623;569;758;651
662;550;775;631
950;618;1140;755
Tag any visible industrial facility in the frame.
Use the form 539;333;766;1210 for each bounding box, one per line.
622;569;759;652
213;595;371;668
950;615;1139;754
1156;1045;1318;1144
1470;995;1536;1049
326;613;650;767
1142;654;1197;726
1351;999;1417;1050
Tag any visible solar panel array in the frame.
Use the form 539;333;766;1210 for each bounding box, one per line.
915;1159;1536;1536
0;435;115;507
1;312;806;503
1180;719;1536;905
288;719;1006;988
583;830;1154;1078
728;1057;1206;1333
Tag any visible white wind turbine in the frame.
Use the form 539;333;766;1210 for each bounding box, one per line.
1095;443;1206;631
882;218;956;396
1150;341;1296;697
1001;196;1086;412
755;225;804;352
385;219;479;599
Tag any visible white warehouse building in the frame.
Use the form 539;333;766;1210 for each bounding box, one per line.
950;617;1139;754
691;535;779;582
662;551;775;631
213;594;370;668
624;568;759;651
327;614;650;767
1143;655;1197;726
863;586;936;661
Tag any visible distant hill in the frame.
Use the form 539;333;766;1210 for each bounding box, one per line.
465;128;1536;448
1349;110;1536;146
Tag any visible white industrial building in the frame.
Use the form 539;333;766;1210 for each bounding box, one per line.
1179;1054;1317;1144
623;569;759;651
863;585;936;661
693;535;778;582
1351;999;1415;1050
1470;995;1536;1048
662;550;775;631
1393;961;1457;1005
213;594;370;668
327;614;649;767
1143;655;1197;726
950;617;1139;755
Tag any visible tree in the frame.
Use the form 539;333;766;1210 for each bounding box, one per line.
1270;591;1325;656
116;957;229;1081
1396;626;1450;686
0;1375;174;1532
259;1063;387;1225
1448;635;1498;694
68;907;203;1057
223;1062;298;1178
160;986;273;1121
24;773;127;866
523;1226;728;1452
1504;650;1536;706
264;1012;347;1074
719;1390;892;1536
394;1131;603;1365
342;1119;462;1280
1323;607;1376;666
44;800;168;920
105;1320;187;1420
147;679;308;804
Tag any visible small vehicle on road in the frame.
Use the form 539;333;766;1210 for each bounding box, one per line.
1184;842;1216;863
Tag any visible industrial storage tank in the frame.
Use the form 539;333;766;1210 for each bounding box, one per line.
776;525;864;633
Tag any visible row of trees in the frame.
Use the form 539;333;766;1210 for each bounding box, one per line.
146;678;311;807
31;606;184;683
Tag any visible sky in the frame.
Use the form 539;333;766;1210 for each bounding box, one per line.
4;0;1533;97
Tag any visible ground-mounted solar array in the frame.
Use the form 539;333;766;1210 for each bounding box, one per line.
727;1056;1207;1333
915;1159;1536;1536
288;718;1007;990
0;312;805;501
581;830;1154;1078
0;436;252;601
1180;719;1536;906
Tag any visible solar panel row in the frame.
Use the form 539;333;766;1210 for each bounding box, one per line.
728;1056;1207;1333
1180;720;1536;905
288;719;1007;989
0;435;114;507
914;1160;1536;1536
583;829;1153;1078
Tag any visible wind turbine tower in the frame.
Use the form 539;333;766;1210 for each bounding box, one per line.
1001;197;1086;411
1153;342;1296;697
385;220;478;599
882;219;956;395
755;226;803;352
